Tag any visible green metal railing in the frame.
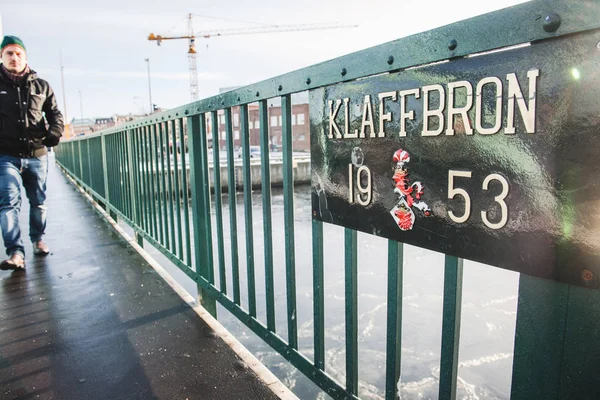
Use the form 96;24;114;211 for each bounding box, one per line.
55;1;600;399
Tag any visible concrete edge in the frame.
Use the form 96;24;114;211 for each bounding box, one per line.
60;169;299;400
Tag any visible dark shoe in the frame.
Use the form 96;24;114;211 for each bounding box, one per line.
0;253;25;270
33;241;50;256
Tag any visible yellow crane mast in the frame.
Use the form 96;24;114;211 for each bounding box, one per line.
148;14;357;101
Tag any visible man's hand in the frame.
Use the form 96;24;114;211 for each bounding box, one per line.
42;134;60;147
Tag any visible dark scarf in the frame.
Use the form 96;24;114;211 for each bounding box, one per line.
0;63;30;84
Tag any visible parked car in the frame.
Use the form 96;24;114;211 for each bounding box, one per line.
236;145;261;158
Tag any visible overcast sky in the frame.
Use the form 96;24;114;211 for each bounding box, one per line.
1;0;526;121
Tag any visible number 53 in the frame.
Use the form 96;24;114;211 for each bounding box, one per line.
447;170;509;229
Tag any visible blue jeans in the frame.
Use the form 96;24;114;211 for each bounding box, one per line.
0;154;48;257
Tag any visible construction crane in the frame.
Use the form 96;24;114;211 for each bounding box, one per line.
148;14;357;101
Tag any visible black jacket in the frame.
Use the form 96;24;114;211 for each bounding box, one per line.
0;67;64;158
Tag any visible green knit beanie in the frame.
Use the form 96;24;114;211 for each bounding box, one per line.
1;35;26;52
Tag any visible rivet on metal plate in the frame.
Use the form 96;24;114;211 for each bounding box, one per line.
387;56;394;65
582;269;594;281
543;13;561;33
341;68;347;76
278;85;283;91
306;78;311;85
448;39;458;51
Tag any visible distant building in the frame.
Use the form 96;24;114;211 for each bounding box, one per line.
70;118;95;136
209;103;310;152
93;117;116;131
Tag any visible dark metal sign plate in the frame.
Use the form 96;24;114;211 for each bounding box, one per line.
310;30;600;289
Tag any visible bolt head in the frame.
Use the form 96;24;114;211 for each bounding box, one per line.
341;68;347;76
448;39;458;51
387;56;394;65
256;91;260;97
306;78;311;85
543;13;561;32
278;85;283;91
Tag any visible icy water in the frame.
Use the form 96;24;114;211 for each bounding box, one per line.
137;184;519;400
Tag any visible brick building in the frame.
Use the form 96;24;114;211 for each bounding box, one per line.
209;103;309;152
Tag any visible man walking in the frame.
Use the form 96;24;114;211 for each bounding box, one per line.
0;35;63;269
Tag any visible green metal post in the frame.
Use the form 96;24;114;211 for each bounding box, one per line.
259;100;275;332
158;123;169;248
101;133;110;204
211;111;227;295
313;219;324;370
225;107;240;304
510;274;568;400
385;241;403;400
240;104;256;317
438;256;464;400
171;120;184;260
187;113;217;316
345;228;358;395
178;119;192;266
282;94;297;349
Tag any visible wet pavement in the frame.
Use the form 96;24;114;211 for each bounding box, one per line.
0;156;281;400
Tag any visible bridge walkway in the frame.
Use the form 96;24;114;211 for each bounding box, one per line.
0;155;284;400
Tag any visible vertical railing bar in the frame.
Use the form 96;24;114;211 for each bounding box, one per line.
86;139;92;188
141;127;152;236
124;131;133;219
225;107;241;305
178;119;192;267
345;228;358;395
101;133;110;205
147;126;159;240
164;122;176;252
116;134;124;213
281;94;297;349
159;122;170;249
313;219;325;370
259;100;275;332
211;111;227;295
171;119;184;260
110;135;118;210
188;113;216;315
438;255;464;400
121;132;130;217
385;241;404;400
199;113;215;284
108;136;115;207
78;141;83;180
165;121;176;253
152;123;165;245
125;130;138;226
240;104;256;317
131;128;143;229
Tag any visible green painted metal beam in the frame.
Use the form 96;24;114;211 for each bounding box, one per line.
240;104;257;318
210;110;227;295
313;219;325;371
187;113;217;316
385;240;403;400
510;274;568;400
345;228;358;395
281;95;298;349
259;99;276;333
438;256;464;400
225;107;241;305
